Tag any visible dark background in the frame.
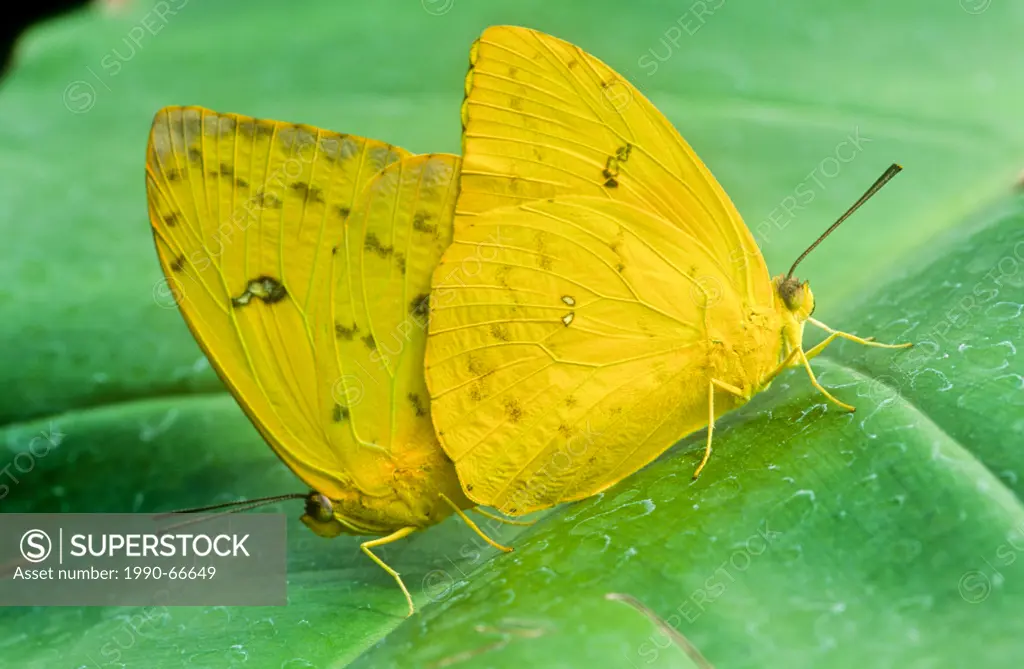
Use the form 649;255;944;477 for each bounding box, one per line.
1;0;88;75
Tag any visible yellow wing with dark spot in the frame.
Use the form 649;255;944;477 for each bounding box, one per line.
426;27;780;513
145;105;459;505
456;25;770;306
323;152;462;496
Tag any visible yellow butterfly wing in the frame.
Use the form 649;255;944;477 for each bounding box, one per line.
325;150;464;506
456;25;771;306
426;27;783;513
427;196;775;514
145;106;463;528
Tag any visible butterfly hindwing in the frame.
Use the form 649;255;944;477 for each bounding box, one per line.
427;195;763;513
323;153;461;495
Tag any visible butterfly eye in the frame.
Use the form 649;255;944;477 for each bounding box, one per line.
305;492;334;522
315;494;334;521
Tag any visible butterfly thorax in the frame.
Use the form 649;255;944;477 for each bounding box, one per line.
701;298;784;404
676;274;815;425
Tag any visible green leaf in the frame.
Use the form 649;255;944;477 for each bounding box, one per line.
2;0;1022;667
342;193;1024;669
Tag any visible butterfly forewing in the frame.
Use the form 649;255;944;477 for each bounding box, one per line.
426;27;786;513
458;26;771;305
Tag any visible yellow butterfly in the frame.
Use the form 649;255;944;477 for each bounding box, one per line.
424;26;911;516
144;106;518;616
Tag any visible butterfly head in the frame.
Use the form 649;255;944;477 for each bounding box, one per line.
773;274;815;323
300;491;347;538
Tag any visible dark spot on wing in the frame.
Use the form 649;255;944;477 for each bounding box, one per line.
170;255;186;272
466;483;474;492
558;423;573;438
332;404;350;422
564;395;578;408
290;181;325;204
162;213;178;227
255;190;282;209
503;397;523;423
412;211;437;235
409;293;430;324
407;393;427;418
468;382;484;403
602;144;631;189
187;147;203;165
335;322;359;339
365;232;394;258
165;168;183;182
254;121;274;138
335;206;351;219
231;275;287;307
489;324;510;341
362;333;376;350
394;252;406;275
219;162;234;177
234;177;249;189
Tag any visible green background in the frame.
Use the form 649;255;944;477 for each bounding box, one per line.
1;0;1022;667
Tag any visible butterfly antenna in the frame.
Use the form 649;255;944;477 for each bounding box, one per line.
154;493;307;534
156;492;307;518
787;163;903;278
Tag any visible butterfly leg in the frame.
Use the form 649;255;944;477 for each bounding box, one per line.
807;317;913;357
796;347;856;412
360;526;418;617
803;331;844;361
693;379;748;479
803;331;880;361
758;346;801;388
471;508;536;526
440;494;514;553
